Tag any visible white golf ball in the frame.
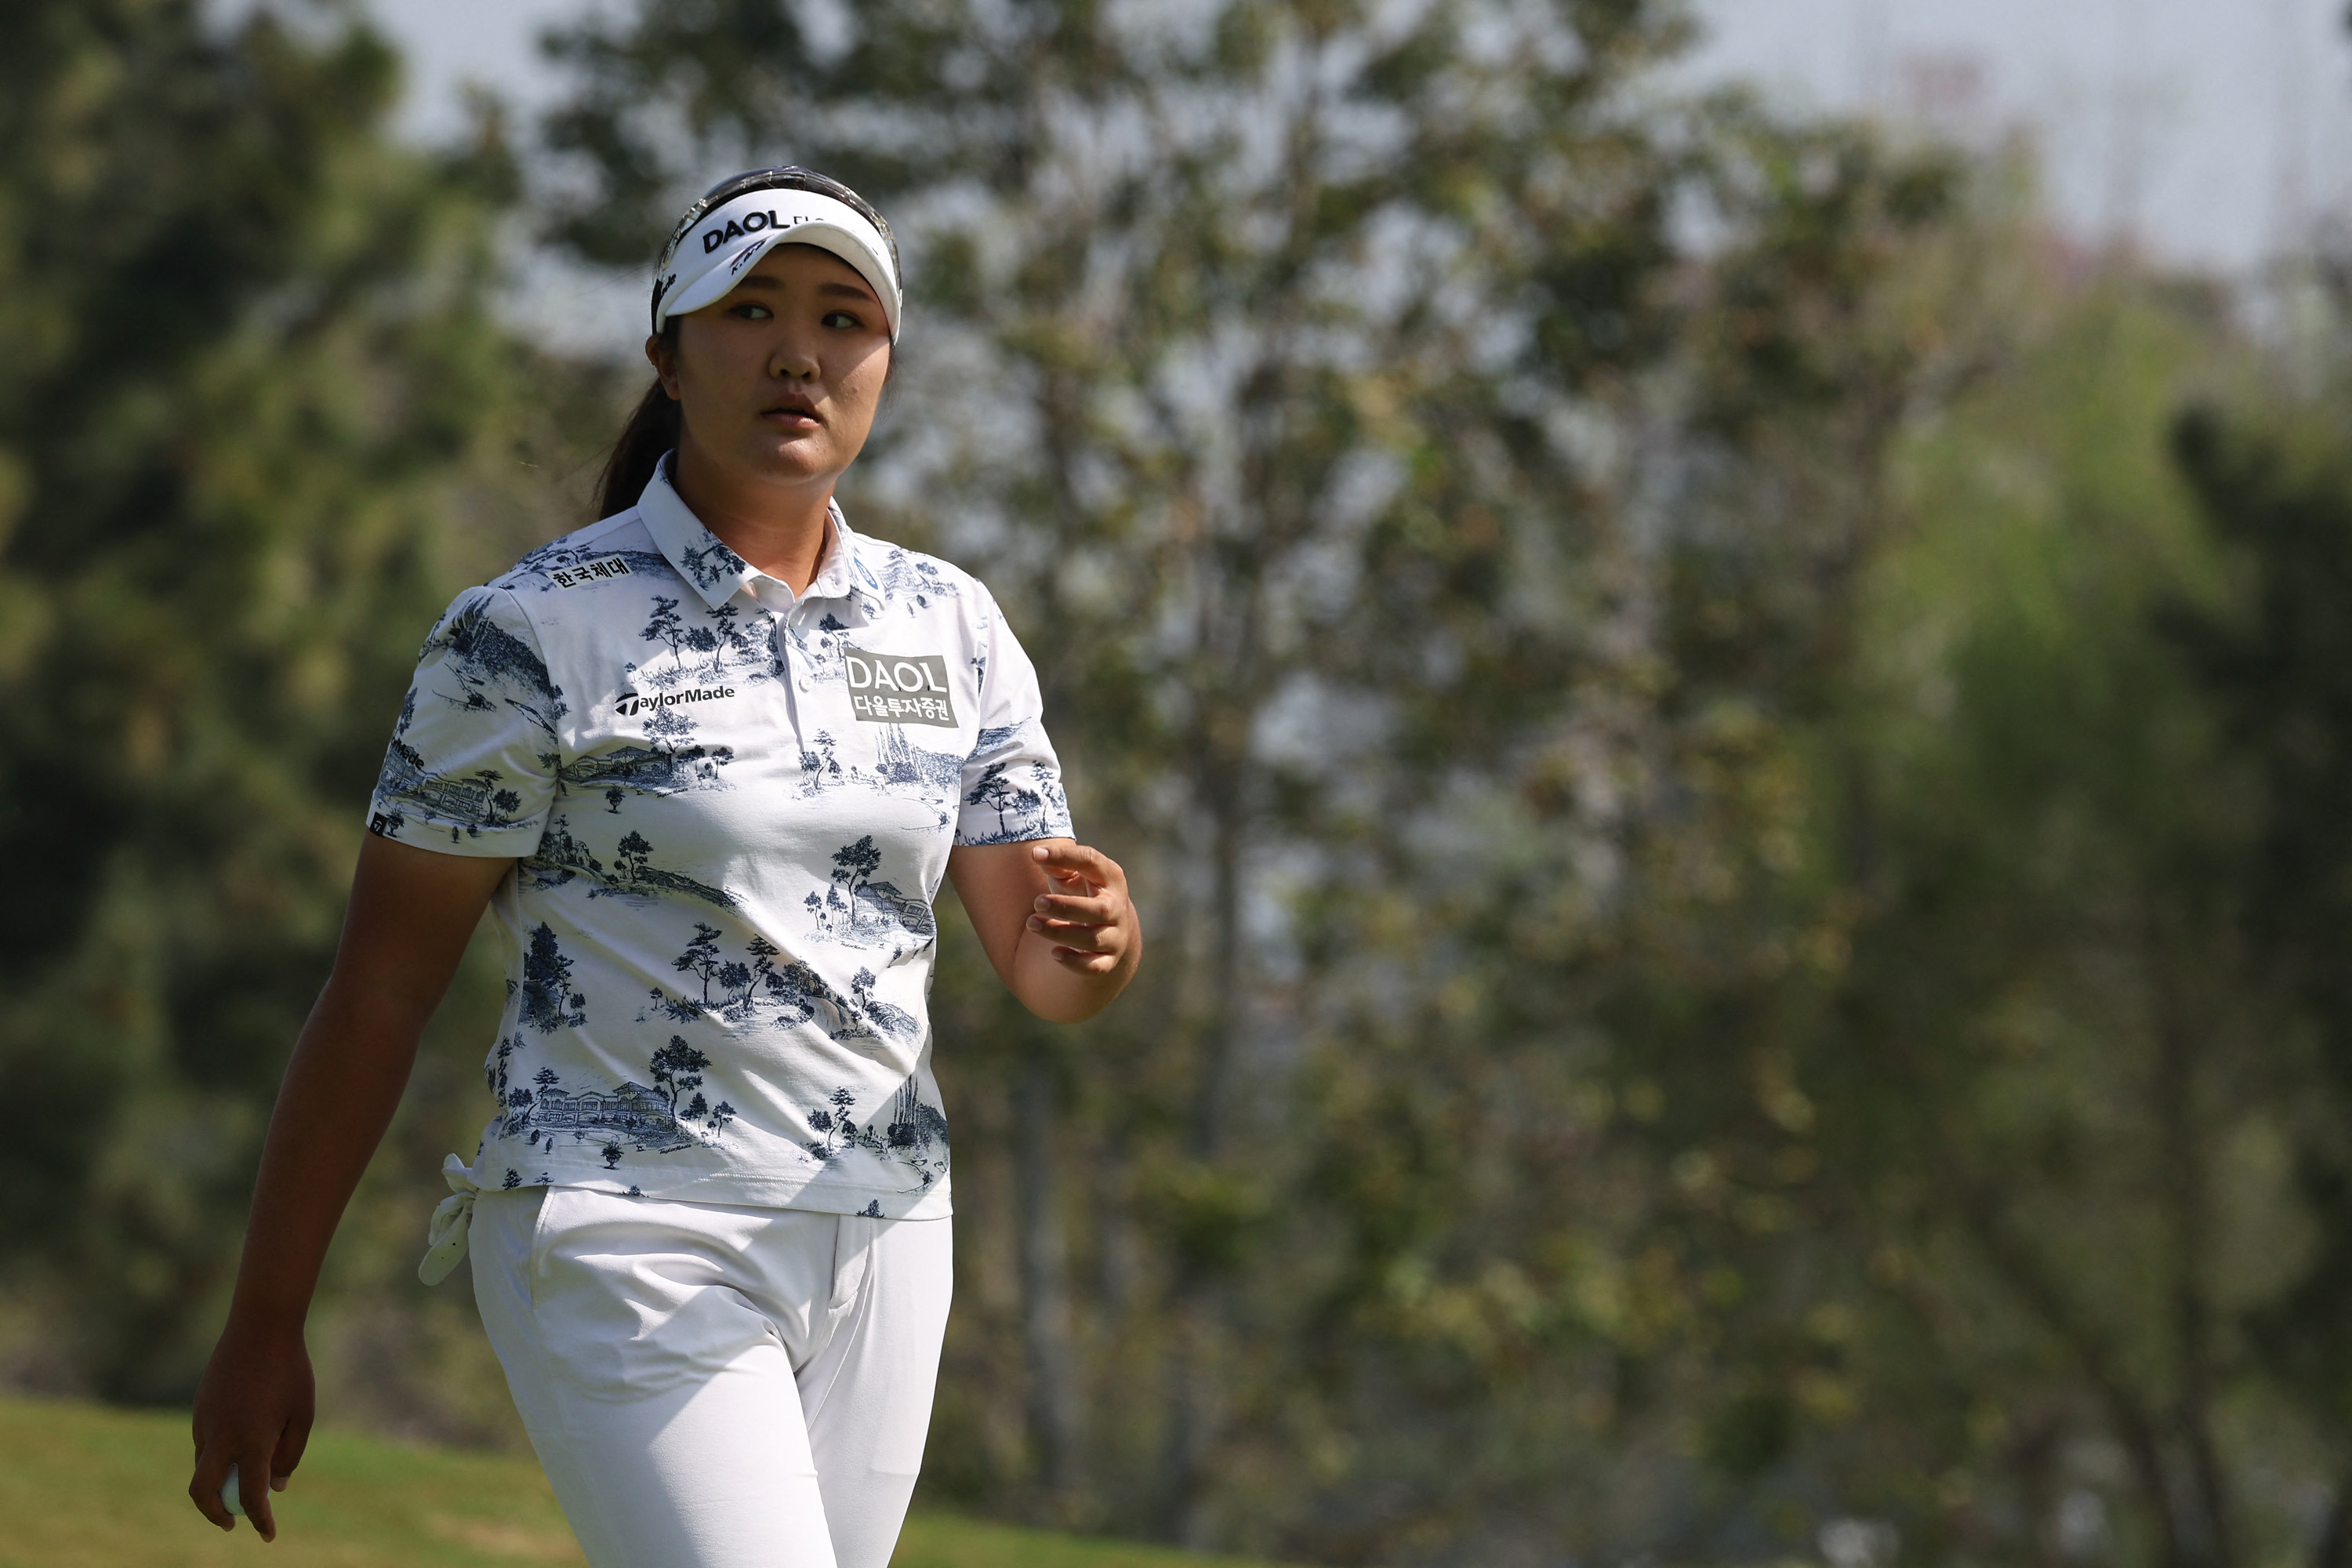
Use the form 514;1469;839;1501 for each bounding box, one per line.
222;1464;244;1517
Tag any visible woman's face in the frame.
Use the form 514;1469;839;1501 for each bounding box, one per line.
648;241;892;495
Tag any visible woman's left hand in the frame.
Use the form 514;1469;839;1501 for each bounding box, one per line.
1023;841;1138;975
947;838;1142;1022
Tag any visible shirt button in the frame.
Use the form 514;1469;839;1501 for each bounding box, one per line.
797;675;811;691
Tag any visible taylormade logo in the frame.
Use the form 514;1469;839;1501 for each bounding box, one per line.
616;685;735;717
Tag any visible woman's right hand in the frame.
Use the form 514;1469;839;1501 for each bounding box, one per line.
181;834;512;1541
188;1320;314;1540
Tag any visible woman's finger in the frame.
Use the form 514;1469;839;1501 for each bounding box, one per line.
1025;912;1105;940
1032;840;1121;886
273;1409;312;1490
1028;917;1120;952
188;1449;236;1532
235;1445;279;1541
1034;891;1119;924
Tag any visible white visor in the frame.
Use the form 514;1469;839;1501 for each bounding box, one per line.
652;188;902;342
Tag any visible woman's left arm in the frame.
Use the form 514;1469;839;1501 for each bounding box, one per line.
948;839;1141;1022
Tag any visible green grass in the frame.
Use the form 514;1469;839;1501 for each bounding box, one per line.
0;1396;1275;1567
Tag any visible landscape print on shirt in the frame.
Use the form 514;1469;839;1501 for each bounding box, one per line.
532;591;772;814
485;1030;740;1180
485;916;946;1187
804;1078;952;1195
800;726;962;824
869;546;961;612
807;835;938;956
490;927;735;1171
779;611;851;688
557;735;735;804
641;918;921;1045
436;595;567;736
960;724;1072;844
634;593;772;690
555;672;736;810
676;532;754;597
522;815;738;910
372;592;566;840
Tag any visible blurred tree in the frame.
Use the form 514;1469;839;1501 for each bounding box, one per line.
1795;274;2268;1568
1286;111;1994;1562
0;0;601;1425
1602;240;2352;1568
2166;382;2352;1568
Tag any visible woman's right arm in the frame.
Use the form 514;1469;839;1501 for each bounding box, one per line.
187;834;513;1541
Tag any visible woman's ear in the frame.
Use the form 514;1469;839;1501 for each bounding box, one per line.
644;332;682;400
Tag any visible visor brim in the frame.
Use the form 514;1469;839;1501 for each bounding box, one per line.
657;222;901;340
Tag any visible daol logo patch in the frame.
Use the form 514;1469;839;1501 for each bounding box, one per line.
845;648;956;728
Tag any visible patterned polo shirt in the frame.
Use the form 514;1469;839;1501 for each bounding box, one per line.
367;458;1070;1218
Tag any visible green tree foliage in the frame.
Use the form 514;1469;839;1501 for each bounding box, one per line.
0;0;594;1422
1782;278;2270;1568
1580;246;2352;1568
1272;118;2017;1563
2164;380;2352;1568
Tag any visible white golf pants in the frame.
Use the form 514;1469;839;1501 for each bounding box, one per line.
469;1185;953;1568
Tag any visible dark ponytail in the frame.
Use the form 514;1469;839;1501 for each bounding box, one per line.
592;164;897;522
595;352;681;521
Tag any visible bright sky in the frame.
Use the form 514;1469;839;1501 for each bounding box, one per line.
1683;0;2352;276
351;0;2352;347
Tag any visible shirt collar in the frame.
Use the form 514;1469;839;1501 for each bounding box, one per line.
804;504;876;612
637;455;882;618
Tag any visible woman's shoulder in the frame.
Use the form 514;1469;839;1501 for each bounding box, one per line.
408;514;677;659
488;511;677;600
839;528;998;619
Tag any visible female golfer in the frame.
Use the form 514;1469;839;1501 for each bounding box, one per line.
187;166;1139;1568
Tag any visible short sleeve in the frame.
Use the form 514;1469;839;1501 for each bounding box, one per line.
956;587;1074;847
366;586;564;856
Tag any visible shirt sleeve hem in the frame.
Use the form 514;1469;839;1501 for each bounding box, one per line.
950;828;1075;848
365;804;548;858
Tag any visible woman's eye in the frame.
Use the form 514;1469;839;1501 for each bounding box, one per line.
822;310;864;329
731;303;773;321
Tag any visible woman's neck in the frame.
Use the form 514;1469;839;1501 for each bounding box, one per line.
668;440;835;594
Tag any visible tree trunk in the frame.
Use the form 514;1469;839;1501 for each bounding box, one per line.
1014;1054;1082;1515
2312;1472;2352;1568
2153;921;2234;1568
1159;716;1251;1544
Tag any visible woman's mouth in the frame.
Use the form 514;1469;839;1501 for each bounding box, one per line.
763;400;821;428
